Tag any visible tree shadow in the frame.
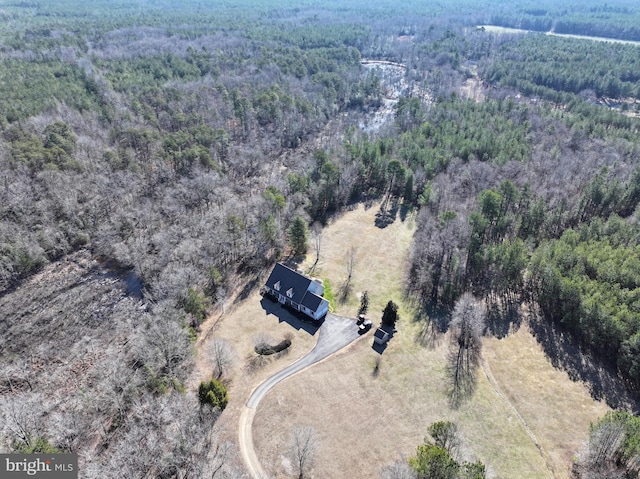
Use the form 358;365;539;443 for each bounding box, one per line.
413;302;450;348
485;298;524;339
446;347;479;409
259;297;322;336
235;275;262;303
399;204;412;222
245;352;271;376
307;258;319;275
374;200;399;228
415;319;444;349
363;198;376;210
447;370;478;409
281;257;303;271
374;211;395;228
371;356;381;378
528;308;640;410
337;280;352;304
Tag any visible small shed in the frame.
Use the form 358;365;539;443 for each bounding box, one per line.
373;328;389;345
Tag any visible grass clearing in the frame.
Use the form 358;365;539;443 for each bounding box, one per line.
199;202;610;478
482;326;611;477
192;289;320;448
303;203;416;320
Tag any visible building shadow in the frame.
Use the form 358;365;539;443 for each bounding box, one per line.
260;297;322;336
372;324;396;354
372;341;388;354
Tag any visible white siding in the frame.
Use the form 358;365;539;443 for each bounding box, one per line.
312;300;329;320
307;280;324;296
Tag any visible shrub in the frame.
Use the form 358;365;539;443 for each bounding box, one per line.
255;337;292;356
198;378;228;411
381;300;399;327
358;290;369;316
182;287;211;325
14;437;61;454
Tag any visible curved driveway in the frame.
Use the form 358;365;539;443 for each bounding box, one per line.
239;313;362;478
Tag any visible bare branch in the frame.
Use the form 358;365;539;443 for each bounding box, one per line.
380;460;417;479
206;338;236;380
289;425;319;479
447;293;485;408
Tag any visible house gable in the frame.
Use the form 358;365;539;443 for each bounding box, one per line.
301;292;324;312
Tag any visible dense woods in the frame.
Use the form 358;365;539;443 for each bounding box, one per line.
488;1;640;41
484;34;640;102
2;0;640;477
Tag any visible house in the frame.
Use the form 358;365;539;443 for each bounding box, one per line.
263;263;330;320
373;328;390;345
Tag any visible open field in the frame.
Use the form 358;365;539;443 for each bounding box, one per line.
482;326;612;477
202;202;610;478
302;202;417;320
478;25;640;46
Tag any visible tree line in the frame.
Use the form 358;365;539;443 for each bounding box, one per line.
2;0;640;476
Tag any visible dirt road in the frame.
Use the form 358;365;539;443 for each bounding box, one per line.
239;313;363;478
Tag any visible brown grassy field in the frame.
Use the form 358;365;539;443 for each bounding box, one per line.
200;202;610;478
191;287;319;449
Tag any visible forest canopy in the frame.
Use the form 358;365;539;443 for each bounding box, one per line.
2;0;640;477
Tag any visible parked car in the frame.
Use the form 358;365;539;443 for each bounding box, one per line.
357;314;372;332
359;319;372;331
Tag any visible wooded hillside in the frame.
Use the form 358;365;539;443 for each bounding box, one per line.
1;0;640;477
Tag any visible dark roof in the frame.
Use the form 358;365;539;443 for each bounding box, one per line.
301;292;326;312
374;328;389;339
264;263;312;305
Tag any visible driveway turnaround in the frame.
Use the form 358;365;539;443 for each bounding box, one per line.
239;313;362;478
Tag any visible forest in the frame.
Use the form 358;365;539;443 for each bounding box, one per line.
1;0;640;477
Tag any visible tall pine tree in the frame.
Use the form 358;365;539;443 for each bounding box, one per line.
287;216;309;256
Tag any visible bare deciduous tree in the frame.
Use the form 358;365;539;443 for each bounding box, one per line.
209;440;235;478
253;332;275;353
0;394;44;451
289;425;319;479
428;420;461;460
216;286;228;314
339;245;357;303
447;293;485;408
346;245;357;284
207;338;236;380
309;222;323;274
100;392;237;479
380;460;417;479
137;304;193;380
572;415;638;479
